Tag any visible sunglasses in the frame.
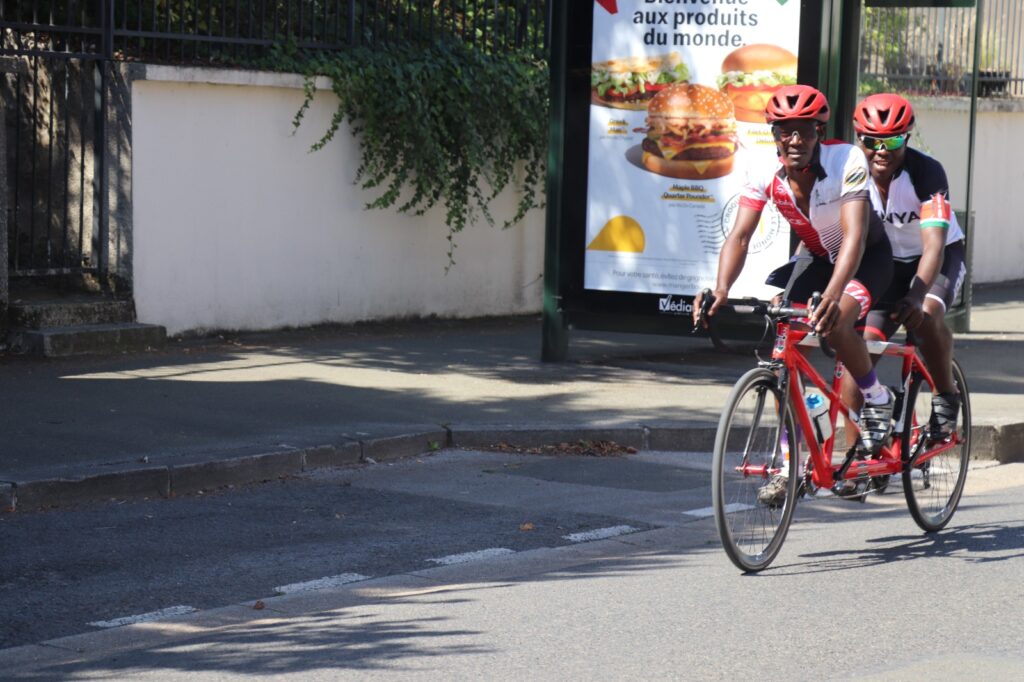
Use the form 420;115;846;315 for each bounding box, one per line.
771;123;819;143
859;133;909;151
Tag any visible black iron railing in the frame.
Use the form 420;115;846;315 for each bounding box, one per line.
1;2;550;277
2;54;101;277
1;1;550;63
861;2;1024;97
6;2;1021;94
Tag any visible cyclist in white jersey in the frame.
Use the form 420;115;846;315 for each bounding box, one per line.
694;85;895;506
844;93;966;438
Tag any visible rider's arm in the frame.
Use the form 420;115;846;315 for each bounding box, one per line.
904;154;954;296
809;196;868;333
714;204;761;293
914;193;951;290
810;144;873;334
910;227;945;292
694;204;762;323
894;193;950;327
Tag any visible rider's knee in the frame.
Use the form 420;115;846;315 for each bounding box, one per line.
918;309;952;343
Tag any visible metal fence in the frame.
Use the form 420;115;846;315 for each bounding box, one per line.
1;1;550;63
2;55;101;276
861;1;1024;97
1;1;548;278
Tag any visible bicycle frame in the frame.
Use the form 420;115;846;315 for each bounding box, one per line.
704;291;972;571
770;320;962;492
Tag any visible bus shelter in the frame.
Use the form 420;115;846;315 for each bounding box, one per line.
542;0;981;360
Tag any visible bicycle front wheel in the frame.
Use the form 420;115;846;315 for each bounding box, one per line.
712;367;799;572
902;358;971;532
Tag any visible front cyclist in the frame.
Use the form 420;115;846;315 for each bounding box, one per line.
844;93;965;438
693;84;895;506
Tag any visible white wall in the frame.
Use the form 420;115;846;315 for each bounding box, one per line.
911;97;1024;283
132;67;544;335
131;68;1024;336
969;109;1024;283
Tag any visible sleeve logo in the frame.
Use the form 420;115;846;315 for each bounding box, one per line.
843;167;867;188
920;193;952;228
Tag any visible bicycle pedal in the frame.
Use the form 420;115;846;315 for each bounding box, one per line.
925;432;955;446
870;475;892;493
833;478;870;502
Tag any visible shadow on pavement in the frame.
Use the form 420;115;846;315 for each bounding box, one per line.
777;517;1024;575
0;318;746;475
20;547;715;678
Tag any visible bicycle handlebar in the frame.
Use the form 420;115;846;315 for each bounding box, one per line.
692;289;836;358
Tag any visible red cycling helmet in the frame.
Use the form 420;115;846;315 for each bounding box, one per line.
764;84;831;124
853;93;915;135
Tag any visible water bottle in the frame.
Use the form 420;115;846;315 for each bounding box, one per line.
805;390;833;443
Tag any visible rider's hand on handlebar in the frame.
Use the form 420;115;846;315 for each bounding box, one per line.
693;288;728;328
807;292;841;336
891;294;926;331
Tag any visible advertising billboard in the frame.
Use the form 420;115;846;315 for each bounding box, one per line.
584;0;801;301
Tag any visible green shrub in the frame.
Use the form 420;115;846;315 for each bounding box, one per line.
290;41;549;269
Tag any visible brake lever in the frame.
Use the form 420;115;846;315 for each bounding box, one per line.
808;292;836;358
691;288;715;334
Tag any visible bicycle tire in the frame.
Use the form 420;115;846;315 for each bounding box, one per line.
902;358;971;532
712;367;800;572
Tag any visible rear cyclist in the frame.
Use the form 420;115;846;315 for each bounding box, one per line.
693;85;895;506
842;93;965;439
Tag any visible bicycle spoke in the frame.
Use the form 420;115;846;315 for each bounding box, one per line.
902;359;971;532
713;369;798;572
742;385;769;458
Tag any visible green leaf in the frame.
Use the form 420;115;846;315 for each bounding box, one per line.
292;40;548;270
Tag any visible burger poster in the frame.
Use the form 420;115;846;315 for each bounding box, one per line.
584;0;800;300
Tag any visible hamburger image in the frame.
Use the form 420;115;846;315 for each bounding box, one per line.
717;44;798;123
641;83;737;180
591;52;689;110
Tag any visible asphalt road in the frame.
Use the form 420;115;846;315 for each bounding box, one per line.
1;449;706;648
4;452;1024;680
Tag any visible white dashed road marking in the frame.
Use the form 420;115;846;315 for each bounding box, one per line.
427;548;515;565
683;503;753;518
562;525;638;543
89;605;198;628
274;573;371;594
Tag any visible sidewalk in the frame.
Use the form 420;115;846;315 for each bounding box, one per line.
2;282;1022;511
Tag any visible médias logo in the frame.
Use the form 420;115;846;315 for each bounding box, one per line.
658;295;692;315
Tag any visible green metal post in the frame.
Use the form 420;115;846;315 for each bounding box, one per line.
818;0;843;137
952;0;983;333
0;78;7;341
817;0;860;141
541;0;569;362
834;0;862;142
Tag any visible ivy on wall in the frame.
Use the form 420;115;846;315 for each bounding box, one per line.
286;41;549;269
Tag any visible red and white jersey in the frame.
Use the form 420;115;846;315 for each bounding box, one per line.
866;147;965;260
739;141;881;262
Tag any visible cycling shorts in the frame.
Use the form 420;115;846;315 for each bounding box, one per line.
861;240;967;340
764;237;894;318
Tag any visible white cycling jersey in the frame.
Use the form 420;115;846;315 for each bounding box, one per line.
739;141;884;262
866;147;965;260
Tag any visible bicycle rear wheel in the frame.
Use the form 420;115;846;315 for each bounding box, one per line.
712;368;799;572
902;358;971;532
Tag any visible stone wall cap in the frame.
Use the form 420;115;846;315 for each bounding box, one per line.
139;64;331;91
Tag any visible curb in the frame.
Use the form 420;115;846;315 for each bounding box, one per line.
1;482;14;511
1;422;1019;512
